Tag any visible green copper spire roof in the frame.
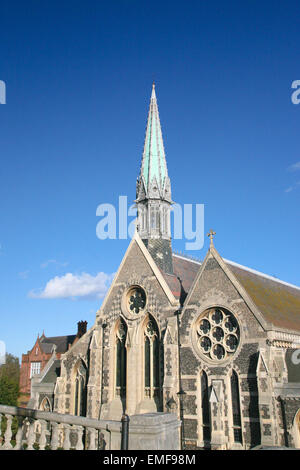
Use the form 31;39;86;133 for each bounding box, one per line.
140;83;168;192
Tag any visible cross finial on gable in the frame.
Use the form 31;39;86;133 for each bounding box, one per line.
207;228;216;246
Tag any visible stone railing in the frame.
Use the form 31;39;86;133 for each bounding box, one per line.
0;405;121;450
0;405;180;450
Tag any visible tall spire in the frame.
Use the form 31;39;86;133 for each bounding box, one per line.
136;85;173;274
136;83;171;203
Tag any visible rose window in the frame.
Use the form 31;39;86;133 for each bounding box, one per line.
196;307;240;361
127;286;146;314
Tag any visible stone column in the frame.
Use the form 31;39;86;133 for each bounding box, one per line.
126;325;140;415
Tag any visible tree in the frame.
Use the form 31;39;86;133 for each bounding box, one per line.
0;353;20;406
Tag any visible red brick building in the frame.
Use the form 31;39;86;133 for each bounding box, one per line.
19;321;87;406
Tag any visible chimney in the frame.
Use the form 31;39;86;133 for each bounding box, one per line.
77;321;87;339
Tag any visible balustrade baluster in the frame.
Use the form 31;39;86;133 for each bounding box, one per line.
87;427;96;450
63;424;71;450
50;422;59;450
39;420;47;450
75;425;84;450
3;414;13;449
26;418;36;450
14;416;25;450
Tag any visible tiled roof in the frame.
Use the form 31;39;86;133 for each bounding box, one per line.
162;253;300;333
40;335;76;354
161;254;201;304
227;261;300;332
40;343;55;354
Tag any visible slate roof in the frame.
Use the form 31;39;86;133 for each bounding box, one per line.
227;261;300;332
41;359;61;383
161;254;201;305
40;335;76;354
162;253;300;333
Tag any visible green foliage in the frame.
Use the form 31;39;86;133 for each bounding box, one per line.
0;375;19;406
0;353;20;382
0;353;20;406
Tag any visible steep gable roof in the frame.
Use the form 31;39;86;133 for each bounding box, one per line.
40;335;76;354
226;260;300;332
161;250;300;333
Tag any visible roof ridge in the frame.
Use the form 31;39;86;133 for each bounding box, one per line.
42;334;76;341
225;258;300;292
172;252;202;265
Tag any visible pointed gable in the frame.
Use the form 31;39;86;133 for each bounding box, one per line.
160;245;300;334
98;233;179;322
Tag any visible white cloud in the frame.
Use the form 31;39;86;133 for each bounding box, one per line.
284;181;300;193
285;186;294;193
287;161;300;172
41;259;69;269
29;271;115;300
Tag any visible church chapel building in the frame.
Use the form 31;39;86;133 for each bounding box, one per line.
32;85;300;450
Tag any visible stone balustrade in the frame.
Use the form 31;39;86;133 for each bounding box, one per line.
0;405;121;450
0;405;180;450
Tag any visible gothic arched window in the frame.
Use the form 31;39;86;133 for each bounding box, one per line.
231;370;242;444
144;317;159;398
74;361;87;417
115;318;127;399
200;371;211;442
40;396;51;412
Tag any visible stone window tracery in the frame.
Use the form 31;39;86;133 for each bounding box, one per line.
74;361;87;417
196;307;240;362
144;317;159;399
127;286;146;315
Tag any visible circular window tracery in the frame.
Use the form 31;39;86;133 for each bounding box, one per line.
126;286;146;314
196;307;240;362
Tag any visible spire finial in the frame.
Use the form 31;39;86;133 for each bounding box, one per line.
207;228;216;247
151;81;156;99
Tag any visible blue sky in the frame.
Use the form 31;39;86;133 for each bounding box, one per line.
0;1;299;360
